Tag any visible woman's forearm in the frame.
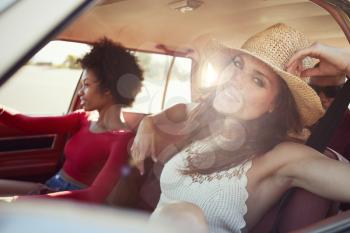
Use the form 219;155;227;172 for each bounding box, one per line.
0;107;83;134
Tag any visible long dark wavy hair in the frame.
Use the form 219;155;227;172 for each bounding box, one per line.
179;77;303;175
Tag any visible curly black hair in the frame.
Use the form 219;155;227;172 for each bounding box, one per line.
80;37;143;106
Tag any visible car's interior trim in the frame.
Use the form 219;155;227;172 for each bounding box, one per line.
291;210;350;233
68;70;84;113
160;56;176;110
311;0;350;42
0;134;57;153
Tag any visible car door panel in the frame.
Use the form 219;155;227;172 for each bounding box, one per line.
0;122;67;180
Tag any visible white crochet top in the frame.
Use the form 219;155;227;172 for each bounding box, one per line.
155;140;252;233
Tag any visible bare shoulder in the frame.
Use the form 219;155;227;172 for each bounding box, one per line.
161;103;199;123
168;102;197;109
247;142;312;191
155;103;188;123
247;142;328;193
261;141;329;181
165;103;187;113
271;141;314;156
263;141;323;169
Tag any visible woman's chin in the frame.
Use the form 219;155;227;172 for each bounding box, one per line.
81;104;90;111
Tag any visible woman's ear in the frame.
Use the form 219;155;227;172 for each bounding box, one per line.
103;89;114;102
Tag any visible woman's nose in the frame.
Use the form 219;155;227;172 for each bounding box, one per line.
77;87;83;96
230;74;244;89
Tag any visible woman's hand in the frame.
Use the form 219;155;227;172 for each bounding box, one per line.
131;116;157;175
286;42;350;77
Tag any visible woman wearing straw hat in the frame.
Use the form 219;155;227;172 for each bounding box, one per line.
131;23;350;233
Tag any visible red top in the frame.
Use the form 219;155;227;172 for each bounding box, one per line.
1;110;135;203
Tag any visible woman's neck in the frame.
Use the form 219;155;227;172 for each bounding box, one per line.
96;104;127;131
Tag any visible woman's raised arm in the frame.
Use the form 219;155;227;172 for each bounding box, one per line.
276;143;350;203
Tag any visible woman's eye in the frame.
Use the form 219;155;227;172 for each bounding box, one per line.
253;77;265;87
232;60;242;68
233;60;242;68
230;55;243;69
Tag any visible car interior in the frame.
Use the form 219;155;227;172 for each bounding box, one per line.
1;0;350;232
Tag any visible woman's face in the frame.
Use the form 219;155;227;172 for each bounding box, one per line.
78;69;113;111
213;52;281;120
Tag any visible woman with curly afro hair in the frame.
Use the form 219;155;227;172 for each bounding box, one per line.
0;38;143;203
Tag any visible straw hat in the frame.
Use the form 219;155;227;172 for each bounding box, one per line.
217;23;324;127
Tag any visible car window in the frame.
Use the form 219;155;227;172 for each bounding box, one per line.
124;51;192;114
0;40;90;116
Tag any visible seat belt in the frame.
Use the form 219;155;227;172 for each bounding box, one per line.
271;78;350;233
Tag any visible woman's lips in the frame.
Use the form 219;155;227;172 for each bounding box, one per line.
213;85;244;115
223;86;242;103
80;98;85;106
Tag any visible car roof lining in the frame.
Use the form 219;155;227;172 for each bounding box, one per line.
57;0;350;54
